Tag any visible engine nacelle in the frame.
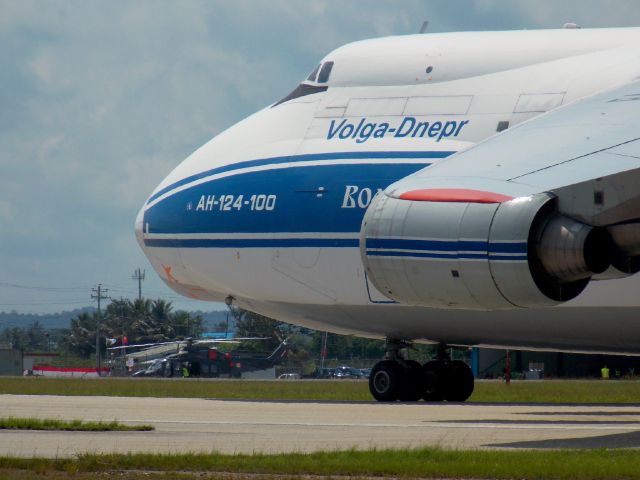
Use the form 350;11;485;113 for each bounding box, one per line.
360;191;612;310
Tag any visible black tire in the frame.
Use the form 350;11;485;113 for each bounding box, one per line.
422;360;445;401
443;360;474;402
398;360;425;402
369;360;402;401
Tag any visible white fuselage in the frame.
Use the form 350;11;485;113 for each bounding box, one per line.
137;28;640;354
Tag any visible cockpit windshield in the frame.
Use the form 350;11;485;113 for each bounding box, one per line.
317;61;334;83
307;64;321;82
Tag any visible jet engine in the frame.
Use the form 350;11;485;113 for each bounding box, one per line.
360;191;615;310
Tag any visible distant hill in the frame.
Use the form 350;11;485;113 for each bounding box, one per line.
0;308;95;330
0;308;233;332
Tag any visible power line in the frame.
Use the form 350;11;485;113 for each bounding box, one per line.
0;281;90;291
0;300;90;306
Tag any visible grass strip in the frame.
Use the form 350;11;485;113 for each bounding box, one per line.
0;470;200;479
1;377;640;403
2;448;640;479
0;417;153;432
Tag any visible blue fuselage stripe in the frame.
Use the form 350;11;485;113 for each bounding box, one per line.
365;238;528;253
144;161;434;235
365;250;528;261
143;237;529;260
144;238;360;248
146;150;454;204
364;237;528;261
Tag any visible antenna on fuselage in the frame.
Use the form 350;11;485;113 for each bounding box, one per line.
419;21;429;34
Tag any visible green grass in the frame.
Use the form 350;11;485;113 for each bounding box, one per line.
1;377;640;403
0;472;199;479
0;377;369;400
0;417;153;432
472;379;640;403
2;448;640;479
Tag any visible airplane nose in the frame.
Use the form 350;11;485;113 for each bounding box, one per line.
134;203;145;251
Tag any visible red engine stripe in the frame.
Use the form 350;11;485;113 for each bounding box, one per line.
399;188;514;203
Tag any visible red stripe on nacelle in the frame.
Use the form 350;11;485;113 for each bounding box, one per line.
399;188;514;204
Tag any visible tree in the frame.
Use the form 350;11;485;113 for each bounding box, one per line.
64;297;207;356
26;321;47;351
231;307;285;352
1;322;52;351
65;312;98;358
171;310;204;338
2;327;27;350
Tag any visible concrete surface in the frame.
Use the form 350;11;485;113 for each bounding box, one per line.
1;395;640;457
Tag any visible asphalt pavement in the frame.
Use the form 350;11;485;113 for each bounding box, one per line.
1;394;640;457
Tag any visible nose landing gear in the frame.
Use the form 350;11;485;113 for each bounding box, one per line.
368;341;474;402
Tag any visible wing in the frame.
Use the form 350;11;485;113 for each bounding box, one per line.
387;79;640;226
362;81;640;311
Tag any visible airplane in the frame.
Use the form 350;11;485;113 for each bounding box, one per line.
108;336;290;378
136;26;640;402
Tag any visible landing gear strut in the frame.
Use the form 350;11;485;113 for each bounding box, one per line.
368;341;474;402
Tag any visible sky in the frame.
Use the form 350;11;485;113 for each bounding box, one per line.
1;0;640;313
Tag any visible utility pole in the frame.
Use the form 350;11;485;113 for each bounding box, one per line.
91;284;109;374
132;268;145;301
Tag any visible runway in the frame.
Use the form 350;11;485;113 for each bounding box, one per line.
1;394;640;457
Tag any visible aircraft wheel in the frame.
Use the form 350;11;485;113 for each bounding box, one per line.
422;360;446;401
443;360;475;402
369;360;402;401
397;360;425;402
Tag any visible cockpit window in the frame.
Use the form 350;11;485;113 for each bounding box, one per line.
317;61;334;83
307;64;321;82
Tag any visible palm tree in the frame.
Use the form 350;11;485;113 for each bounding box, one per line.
65;312;98;358
64;297;207;354
151;299;174;340
129;298;154;342
105;298;133;342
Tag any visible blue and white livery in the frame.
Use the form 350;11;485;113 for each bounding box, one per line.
137;28;640;401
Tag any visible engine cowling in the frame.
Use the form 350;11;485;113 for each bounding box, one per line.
360;191;612;310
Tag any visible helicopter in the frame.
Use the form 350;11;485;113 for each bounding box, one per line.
107;336;290;378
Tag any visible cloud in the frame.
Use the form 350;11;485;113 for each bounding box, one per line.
1;0;639;312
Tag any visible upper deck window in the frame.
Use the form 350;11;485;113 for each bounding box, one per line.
307;64;321;82
317;61;334;83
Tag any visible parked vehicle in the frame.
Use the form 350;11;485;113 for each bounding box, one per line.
314;367;334;379
333;366;363;379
